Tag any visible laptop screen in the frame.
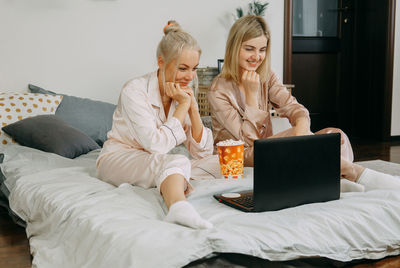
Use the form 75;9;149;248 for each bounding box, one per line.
253;133;340;211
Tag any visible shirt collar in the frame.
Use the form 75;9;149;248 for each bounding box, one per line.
147;70;178;122
147;70;162;108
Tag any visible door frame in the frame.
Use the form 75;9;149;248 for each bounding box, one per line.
283;0;396;140
283;0;293;84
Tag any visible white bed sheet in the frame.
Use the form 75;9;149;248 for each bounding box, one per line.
1;145;400;268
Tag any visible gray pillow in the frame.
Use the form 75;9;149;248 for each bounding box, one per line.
2;115;100;159
28;84;116;147
168;144;190;158
201;115;212;130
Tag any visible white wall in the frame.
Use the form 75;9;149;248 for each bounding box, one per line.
391;1;400;136
0;0;284;104
1;0;397;136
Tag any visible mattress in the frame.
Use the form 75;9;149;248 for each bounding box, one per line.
1;145;400;268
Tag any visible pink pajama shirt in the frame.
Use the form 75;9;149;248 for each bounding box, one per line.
96;71;214;193
208;72;354;168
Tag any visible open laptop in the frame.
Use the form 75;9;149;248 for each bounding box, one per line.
214;133;340;212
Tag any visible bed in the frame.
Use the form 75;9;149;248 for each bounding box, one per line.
1;86;400;268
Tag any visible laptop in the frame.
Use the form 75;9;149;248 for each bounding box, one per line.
214;133;341;212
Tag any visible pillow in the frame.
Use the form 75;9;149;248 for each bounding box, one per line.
168;144;190;158
28;84;116;147
0;153;5;187
201;115;212;130
0;92;63;149
2;115;100;159
0;153;9;199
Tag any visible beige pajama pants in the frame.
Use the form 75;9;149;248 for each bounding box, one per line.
97;146;193;193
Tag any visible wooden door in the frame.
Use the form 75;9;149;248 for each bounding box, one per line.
284;0;395;140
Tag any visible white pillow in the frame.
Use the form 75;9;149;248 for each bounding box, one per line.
0;92;63;148
271;117;292;135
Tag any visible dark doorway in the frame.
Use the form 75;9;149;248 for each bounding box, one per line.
284;0;395;140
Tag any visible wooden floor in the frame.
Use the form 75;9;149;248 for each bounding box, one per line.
0;210;31;268
0;139;399;268
351;138;400;164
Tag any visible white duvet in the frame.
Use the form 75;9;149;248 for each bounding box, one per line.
2;145;400;268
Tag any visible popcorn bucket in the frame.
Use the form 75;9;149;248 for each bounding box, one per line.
217;140;244;179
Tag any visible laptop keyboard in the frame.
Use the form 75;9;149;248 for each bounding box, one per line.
235;195;254;208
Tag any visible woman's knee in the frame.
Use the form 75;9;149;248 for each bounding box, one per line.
316;127;343;135
158;154;191;183
316;127;348;142
317;127;353;162
168;154;191;172
157;154;192;192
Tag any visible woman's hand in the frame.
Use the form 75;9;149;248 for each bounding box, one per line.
180;85;203;143
241;71;260;107
242;70;260;94
180;86;199;114
165;82;191;106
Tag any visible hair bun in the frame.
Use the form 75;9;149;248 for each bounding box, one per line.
163;20;182;35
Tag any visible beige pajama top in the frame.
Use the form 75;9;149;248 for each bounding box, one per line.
208;71;310;166
96;71;214;190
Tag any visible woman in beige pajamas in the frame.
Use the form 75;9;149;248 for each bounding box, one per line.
97;21;213;229
208;15;400;191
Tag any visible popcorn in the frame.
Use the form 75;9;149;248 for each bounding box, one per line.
216;139;244;147
217;139;245;179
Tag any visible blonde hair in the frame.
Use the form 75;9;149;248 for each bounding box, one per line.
221;15;271;84
156;20;201;92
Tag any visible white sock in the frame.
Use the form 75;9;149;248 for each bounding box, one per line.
357;168;400;191
340;179;365;192
164;200;213;229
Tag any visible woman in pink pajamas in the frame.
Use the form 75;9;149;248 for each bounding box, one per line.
208;15;400;191
97;21;213;229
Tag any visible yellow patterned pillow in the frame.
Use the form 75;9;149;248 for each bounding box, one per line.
0;92;63;147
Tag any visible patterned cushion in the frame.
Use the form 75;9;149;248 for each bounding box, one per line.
0;92;62;148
